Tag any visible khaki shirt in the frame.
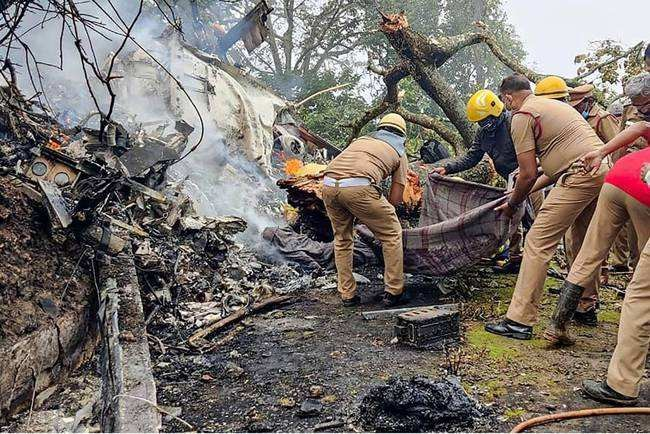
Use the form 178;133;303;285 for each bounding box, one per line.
511;94;603;178
325;136;408;186
586;104;619;143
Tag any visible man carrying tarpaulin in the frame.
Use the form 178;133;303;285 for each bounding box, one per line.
431;89;544;273
534;76;614;323
322;114;408;308
485;73;608;340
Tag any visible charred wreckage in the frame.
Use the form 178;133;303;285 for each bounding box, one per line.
0;3;502;431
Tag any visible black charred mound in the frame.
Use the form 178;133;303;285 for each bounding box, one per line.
358;376;494;432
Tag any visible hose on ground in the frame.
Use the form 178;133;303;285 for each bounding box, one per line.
511;407;650;432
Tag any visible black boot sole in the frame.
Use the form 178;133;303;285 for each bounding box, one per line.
573;312;598;327
574;319;598;327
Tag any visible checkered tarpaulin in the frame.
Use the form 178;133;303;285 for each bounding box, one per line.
403;173;523;275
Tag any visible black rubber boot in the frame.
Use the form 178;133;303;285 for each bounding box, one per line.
545;281;585;345
582;380;638;406
574;307;598;327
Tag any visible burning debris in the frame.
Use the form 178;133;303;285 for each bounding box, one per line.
6;1;635;431
0;50;321;427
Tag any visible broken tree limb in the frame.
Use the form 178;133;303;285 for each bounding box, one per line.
188;295;295;346
370;11;644;152
293;82;352;108
346;62;408;143
407;60;477;146
572;41;645;84
394;107;464;154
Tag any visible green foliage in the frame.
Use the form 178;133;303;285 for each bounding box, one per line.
574;40;646;101
297;69;368;149
354;0;526;148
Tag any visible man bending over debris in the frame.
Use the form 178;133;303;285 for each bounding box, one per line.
431;89;544;273
322;113;408;308
485;73;608;340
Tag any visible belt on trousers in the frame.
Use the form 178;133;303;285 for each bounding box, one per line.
323;176;371;187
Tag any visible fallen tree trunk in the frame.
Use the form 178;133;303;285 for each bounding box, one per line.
349;11;644;152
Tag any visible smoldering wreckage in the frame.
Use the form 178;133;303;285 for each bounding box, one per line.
0;4;642;434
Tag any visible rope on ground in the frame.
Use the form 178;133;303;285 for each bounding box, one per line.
511;407;650;433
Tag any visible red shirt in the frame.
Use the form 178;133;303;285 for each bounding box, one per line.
605;146;650;206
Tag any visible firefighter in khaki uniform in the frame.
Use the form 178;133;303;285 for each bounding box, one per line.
604;45;650;274
533;78;616;325
485;73;607;340
607;103;648;272
569;84;620;143
322;113;408;308
563;84;622;323
431;89;544;273
548;72;650;406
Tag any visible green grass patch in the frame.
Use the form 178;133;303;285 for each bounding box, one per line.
599;310;621;323
479;379;507;400
466;326;519;360
503;408;526;421
542;277;562;292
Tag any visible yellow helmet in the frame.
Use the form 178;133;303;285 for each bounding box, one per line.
466;90;504;123
378;113;407;135
535;76;569;99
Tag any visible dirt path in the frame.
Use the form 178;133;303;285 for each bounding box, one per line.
153;266;649;432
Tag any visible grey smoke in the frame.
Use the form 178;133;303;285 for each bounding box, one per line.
7;1;284;240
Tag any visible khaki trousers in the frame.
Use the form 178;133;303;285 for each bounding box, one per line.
510;189;545;262
607;238;650;397
567;184;650;300
610;221;640;268
506;164;608;326
322;185;404;300
563;204;597;270
562;199;600;310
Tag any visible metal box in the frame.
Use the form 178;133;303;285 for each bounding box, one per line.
394;306;460;350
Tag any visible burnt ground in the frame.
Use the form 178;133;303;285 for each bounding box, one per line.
0;179;93;345
152;265;650;433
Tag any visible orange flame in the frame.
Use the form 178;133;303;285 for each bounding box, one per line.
284;158;304;176
402;170;422;210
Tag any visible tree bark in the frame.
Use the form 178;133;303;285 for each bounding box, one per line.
351;11;644;153
346;62;408;143
394;106;463;154
407;59;477;145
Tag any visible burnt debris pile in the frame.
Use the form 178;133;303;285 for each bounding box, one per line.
358;376;494;432
0;74;309;350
